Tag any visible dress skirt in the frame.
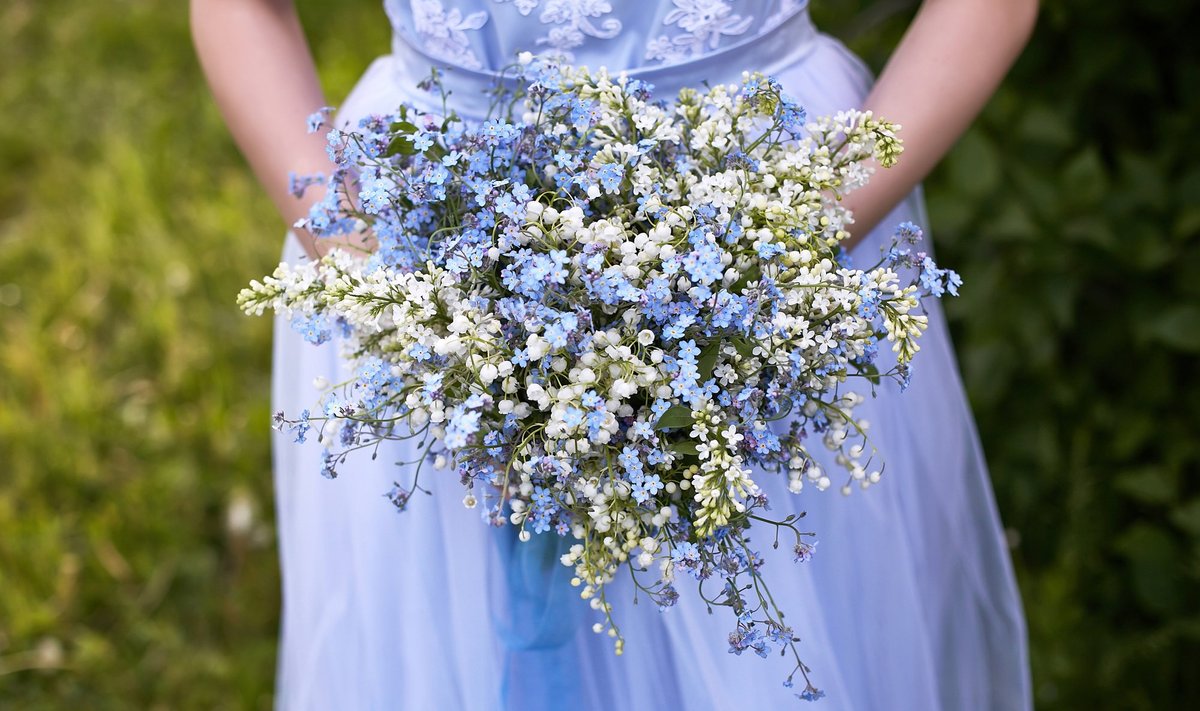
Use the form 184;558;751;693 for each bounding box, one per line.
270;10;1032;710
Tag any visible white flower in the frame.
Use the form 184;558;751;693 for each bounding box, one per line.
479;363;499;384
526;334;550;359
610;379;637;399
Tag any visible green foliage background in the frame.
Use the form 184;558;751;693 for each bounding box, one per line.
0;0;1195;708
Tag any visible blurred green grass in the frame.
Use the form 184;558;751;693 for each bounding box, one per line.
817;1;1200;707
1;0;1197;708
0;1;386;707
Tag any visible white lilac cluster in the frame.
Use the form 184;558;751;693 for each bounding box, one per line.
239;59;959;699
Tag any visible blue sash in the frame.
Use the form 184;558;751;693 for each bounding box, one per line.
489;524;583;709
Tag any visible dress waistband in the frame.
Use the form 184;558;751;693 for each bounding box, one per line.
387;9;820;120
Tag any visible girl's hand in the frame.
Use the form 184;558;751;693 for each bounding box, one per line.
308;225;378;260
843;0;1039;248
191;0;336;261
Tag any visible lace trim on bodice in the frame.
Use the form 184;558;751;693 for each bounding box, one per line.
387;0;810;72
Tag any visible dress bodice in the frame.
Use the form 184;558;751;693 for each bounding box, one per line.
384;0;811;73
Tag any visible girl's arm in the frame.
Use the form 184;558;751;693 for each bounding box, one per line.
844;0;1040;247
190;0;358;259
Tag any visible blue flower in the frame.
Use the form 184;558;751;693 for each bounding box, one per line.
547;313;578;348
918;256;960;298
630;420;654;439
656;584;679;610
793;540;817;563
554;149;580;170
339;420;359;446
480;119;521;145
320;449;338;479
359;177;392;214
287;171;323;199
413;132;434;151
755;241;785;259
291;314;331;345
292;409;311;444
682;244;724;284
421;372;445;406
585;410;607;438
618;446;644;477
650;399;671;420
562;406;585;428
569;99;599;129
444;406;482;449
672;542;700;564
306;107;332;134
631;473;663;504
385;482;410;510
946;269;963;296
725;150;759;171
895;221;923;244
597;163;623;192
663;322;686;340
678;339;700;361
531;485;553;509
777;97;807;134
495;192;519;219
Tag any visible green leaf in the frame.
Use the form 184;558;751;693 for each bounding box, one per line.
1113;524;1184;616
697;341;721;382
729;264;761;293
385;121;421;157
1144;306;1200;353
670;440;700;456
1117;150;1169;212
1172;206;1200;242
654;405;694;431
389;120;419;135
857;362;881;386
1114;467;1177;505
732;338;755;361
423;143;447;161
1170;498;1200;538
1062;147;1108;208
945;129;1001;199
1016;102;1074;149
385;135;416;157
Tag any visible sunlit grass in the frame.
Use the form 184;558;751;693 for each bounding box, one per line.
0;1;385;706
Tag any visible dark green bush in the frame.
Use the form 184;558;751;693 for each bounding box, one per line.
816;1;1200;707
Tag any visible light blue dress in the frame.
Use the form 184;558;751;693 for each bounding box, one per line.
271;2;1033;708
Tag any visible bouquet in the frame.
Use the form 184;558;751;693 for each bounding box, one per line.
240;57;959;700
